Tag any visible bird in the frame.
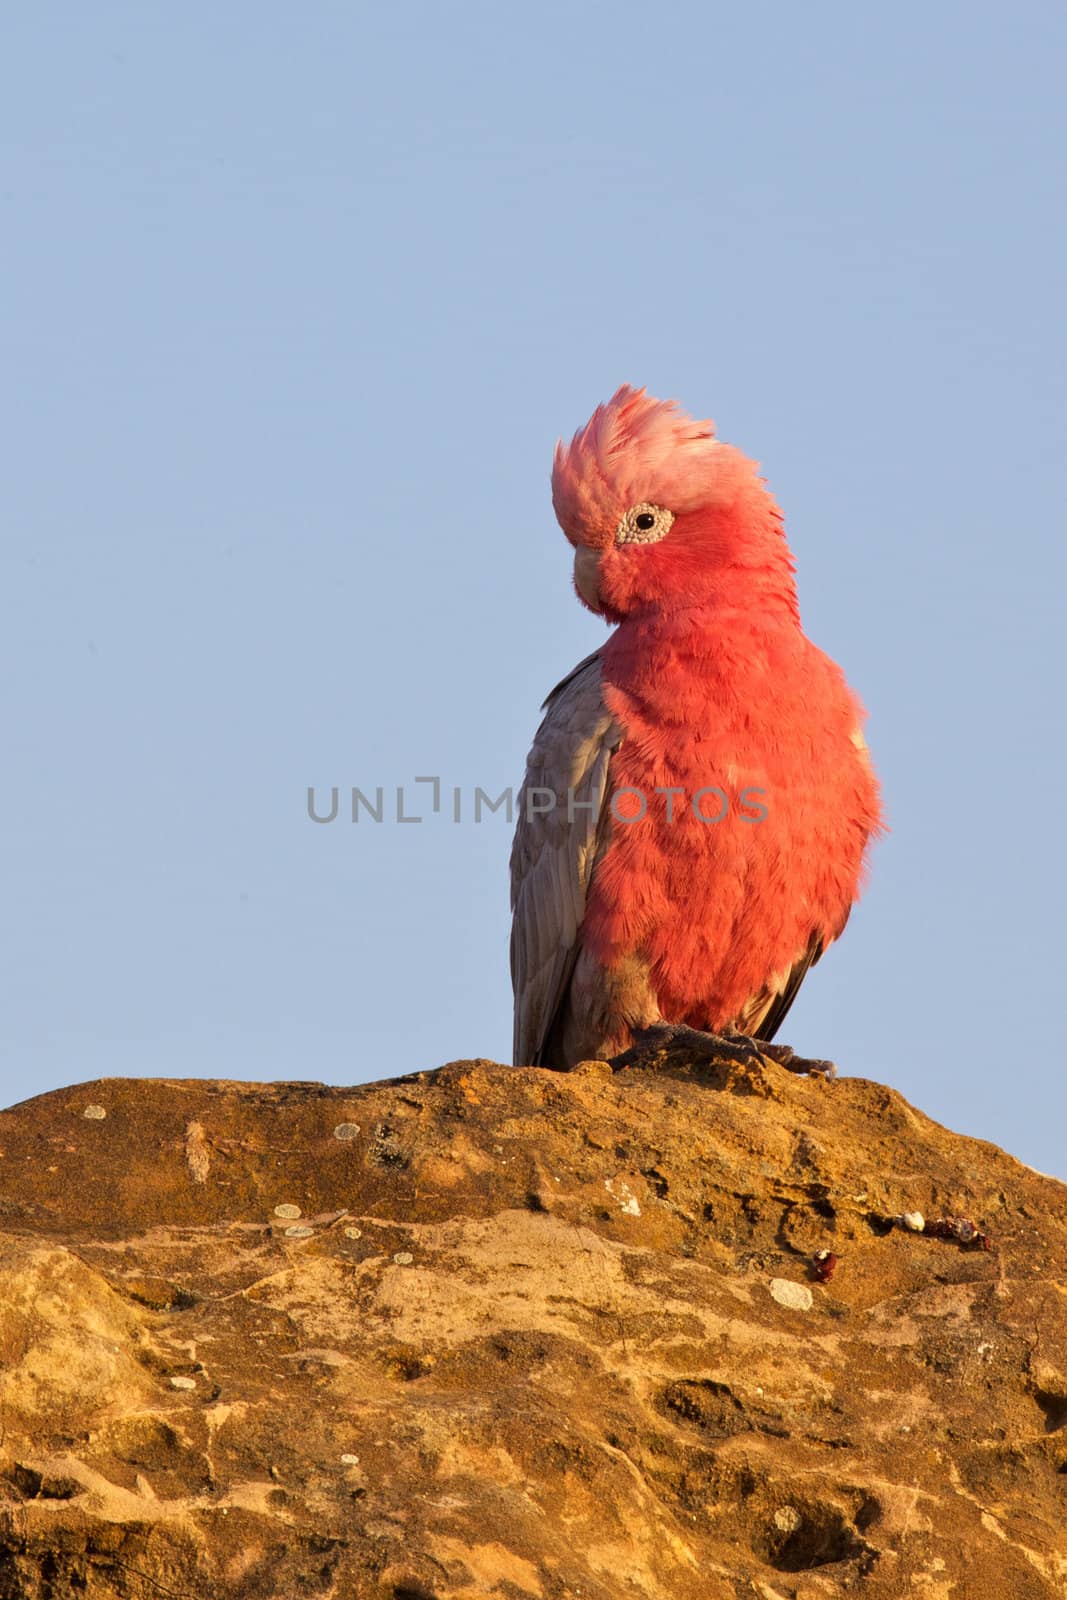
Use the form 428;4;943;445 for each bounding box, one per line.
510;385;883;1078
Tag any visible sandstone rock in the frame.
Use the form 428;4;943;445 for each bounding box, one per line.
0;1056;1063;1598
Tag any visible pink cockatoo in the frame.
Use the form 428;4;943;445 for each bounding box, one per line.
510;386;882;1076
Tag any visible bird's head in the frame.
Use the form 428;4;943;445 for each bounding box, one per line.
551;385;797;622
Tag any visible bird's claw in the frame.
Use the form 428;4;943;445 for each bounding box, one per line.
754;1041;837;1080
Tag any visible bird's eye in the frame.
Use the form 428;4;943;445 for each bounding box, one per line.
616;502;674;546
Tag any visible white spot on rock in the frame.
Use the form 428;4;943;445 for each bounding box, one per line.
774;1505;803;1533
333;1122;361;1140
605;1177;641;1216
901;1211;925;1232
769;1278;814;1312
393;1251;413;1265
274;1203;302;1219
170;1376;196;1390
83;1105;106;1120
343;1226;363;1240
340;1453;360;1465
284;1225;314;1238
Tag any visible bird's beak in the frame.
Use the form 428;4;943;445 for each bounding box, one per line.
573;546;603;612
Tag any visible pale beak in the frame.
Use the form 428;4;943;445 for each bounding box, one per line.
573;546;602;611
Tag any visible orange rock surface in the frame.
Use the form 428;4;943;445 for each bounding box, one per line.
0;1056;1063;1598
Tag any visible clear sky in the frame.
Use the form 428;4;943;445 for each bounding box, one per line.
3;4;1064;1179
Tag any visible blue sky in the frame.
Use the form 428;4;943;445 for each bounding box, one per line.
3;4;1065;1178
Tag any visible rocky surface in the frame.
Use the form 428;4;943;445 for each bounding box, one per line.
0;1054;1064;1599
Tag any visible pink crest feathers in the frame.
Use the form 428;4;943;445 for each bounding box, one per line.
552;385;721;547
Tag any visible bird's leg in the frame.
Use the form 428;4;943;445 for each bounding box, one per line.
609;1023;835;1080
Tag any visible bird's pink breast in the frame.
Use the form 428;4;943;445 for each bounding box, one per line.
585;612;881;1029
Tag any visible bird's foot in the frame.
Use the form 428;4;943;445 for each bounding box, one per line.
609;1023;763;1074
609;1024;835;1081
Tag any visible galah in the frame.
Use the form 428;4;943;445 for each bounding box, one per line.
510;386;882;1075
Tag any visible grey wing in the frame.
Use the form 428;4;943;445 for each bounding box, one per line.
510;650;621;1066
736;930;826;1042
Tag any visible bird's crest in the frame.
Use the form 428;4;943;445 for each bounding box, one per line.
552;385;720;546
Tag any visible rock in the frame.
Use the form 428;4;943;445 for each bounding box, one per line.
768;1277;814;1312
0;1057;1064;1598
